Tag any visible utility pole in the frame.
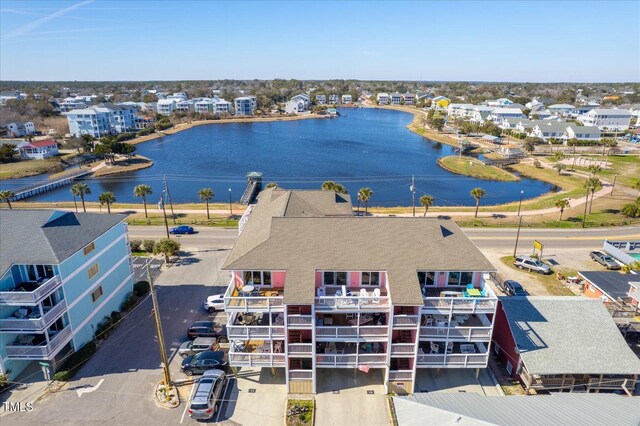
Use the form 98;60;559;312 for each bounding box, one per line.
581;178;590;228
228;188;233;217
611;174;617;196
158;197;170;239
410;175;416;217
163;175;176;224
517;190;524;216
147;263;172;387
513;215;523;258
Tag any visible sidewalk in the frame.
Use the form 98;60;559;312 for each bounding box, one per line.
0;362;51;417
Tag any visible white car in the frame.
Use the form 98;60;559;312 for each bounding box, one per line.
204;295;225;313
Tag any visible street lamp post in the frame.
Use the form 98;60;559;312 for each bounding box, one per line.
611;174;618;196
228;188;233;217
158;199;170;239
410;175;416;217
517;190;524;216
513;215;523;258
581;178;590;228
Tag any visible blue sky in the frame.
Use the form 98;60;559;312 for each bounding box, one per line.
1;0;639;82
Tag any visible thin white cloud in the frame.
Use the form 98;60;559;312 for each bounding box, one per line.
2;27;116;37
4;0;95;38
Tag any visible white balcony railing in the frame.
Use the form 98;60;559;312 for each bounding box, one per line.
228;351;286;367
0;300;67;331
289;370;313;380
223;278;284;311
392;315;420;328
316;326;388;339
316;353;386;367
287;315;313;328
227;325;284;340
288;343;313;355
419;326;492;341
388;370;413;381
390;343;415;356
314;295;390;310
423;297;497;313
416;353;489;367
5;326;73;359
0;276;63;305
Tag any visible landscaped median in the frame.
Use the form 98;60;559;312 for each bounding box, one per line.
437;155;519;182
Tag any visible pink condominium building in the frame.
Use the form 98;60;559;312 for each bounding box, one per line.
222;188;497;394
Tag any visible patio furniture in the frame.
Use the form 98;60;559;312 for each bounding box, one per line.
442;291;463;298
317;287;326;297
371;288;381;304
241;284;255;296
466;288;481;297
274;341;283;353
17;335;35;345
422;315;433;326
446;342;453;354
467;284;475;291
430;343;439;354
436;320;447;334
359;289;368;298
460;344;476;354
274;313;284;325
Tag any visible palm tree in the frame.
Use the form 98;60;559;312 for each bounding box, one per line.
71;183;91;213
553;162;566;175
588;164;602;176
98;192;116;214
470;187;486;218
585;177;602;214
154;238;181;263
357;187;373;215
419;194;434;217
523;140;535;154
321;180;347;194
197;188;214;219
133;184;153;218
554;198;570;221
0;190;15;209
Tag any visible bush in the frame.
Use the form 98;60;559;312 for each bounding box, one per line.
120;292;138;312
143;240;155;253
94;315;114;340
133;280;150;297
110;310;122;323
130;240;142;252
53;341;97;381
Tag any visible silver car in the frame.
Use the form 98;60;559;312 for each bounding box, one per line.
514;256;551;274
589;251;621;270
188;369;226;420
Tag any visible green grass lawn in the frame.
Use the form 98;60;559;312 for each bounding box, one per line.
125;216;239;228
500;256;575;296
0;158;64;179
438;156;519;182
572;154;640;189
286;399;314;426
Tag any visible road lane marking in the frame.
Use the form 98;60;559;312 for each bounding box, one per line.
180;382;196;424
76;379;104;397
470;234;640;241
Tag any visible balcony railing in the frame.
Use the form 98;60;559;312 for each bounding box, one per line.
289;370;313;380
390;343;415;356
316;353;386;367
392;315;420;328
416;353;489;367
388;370;413;381
316;326;388;339
287;315;313;328
288;343;313;355
422;297;497;313
0;276;63;305
227;325;284;340
0;300;67;331
419;326;492;341
5;326;73;359
228;351;286;367
314;295;390;310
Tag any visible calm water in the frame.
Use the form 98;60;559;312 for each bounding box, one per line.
1;108;556;206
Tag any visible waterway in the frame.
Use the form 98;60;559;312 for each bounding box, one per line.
0;108;557;206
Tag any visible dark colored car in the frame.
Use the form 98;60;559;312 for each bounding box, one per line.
590;251;621;270
503;280;528;296
187;321;228;342
181;350;228;376
169;225;195;235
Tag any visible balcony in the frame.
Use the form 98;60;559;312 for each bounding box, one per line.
416;352;489;368
0;276;63;305
388;370;413;381
422;287;497;314
227;325;285;340
228;351;286;367
392;315;420;328
314;287;390;311
289;370;313;380
0;300;67;331
316;353;387;368
224;283;284;312
316;325;388;340
287;315;313;328
288;343;313;356
390;343;416;356
5;326;73;359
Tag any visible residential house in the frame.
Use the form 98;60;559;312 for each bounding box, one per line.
485;98;513;107
285;99;306;114
547;104;575;116
194;99;213;114
416;93;432;106
0;91;26;105
0;211;134;378
390;93;402;105
488;108;525;123
530;109;553;119
578;108;633;131
577;271;636;305
291;94;311;109
499;146;524;159
525;98;545;109
156;99;176;116
328;94;339;104
447;104;475;119
377;93;390;105
393;393;640;426
492;297;640;394
513;119;535;134
469;106;494;124
565;125;601;141
6;122;36;137
65;104;140;137
499;117;526;131
569;105;596;118
19;139;59;160
223;188;498;395
431;96;451;110
402;93;416;105
166;92;188;101
315;95;327;105
175;100;193;113
341;94;353;104
234;96;257;116
529;122;570;141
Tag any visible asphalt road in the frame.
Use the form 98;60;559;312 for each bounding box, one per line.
129;225;640;251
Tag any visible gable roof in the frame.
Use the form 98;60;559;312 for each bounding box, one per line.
577;271;634;301
0;210;125;276
395;393;640;426
499;297;640;375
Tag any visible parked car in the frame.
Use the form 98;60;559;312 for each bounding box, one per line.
589;250;621;270
188;369;226;420
204;294;225;313
181;350;228;376
187;321;228;342
513;256;551;274
503;280;528;296
169;225;195;235
178;337;217;358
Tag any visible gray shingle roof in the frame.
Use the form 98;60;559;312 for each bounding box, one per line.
223;189;494;305
395;393;640;426
0;210;126;276
577;271;634;301
499;297;640;375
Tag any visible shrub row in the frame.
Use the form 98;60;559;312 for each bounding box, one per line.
130;239;155;253
53;341;97;381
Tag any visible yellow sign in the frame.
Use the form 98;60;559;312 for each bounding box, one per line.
534;240;543;251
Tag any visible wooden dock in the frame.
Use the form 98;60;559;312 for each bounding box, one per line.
10;169;93;201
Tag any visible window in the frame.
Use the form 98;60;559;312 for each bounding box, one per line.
418;271;436;286
83;242;96;255
87;263;100;279
91;286;103;302
460;272;474;286
323;271;347;286
361;272;380;286
243;271;271;287
447;271;461;286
